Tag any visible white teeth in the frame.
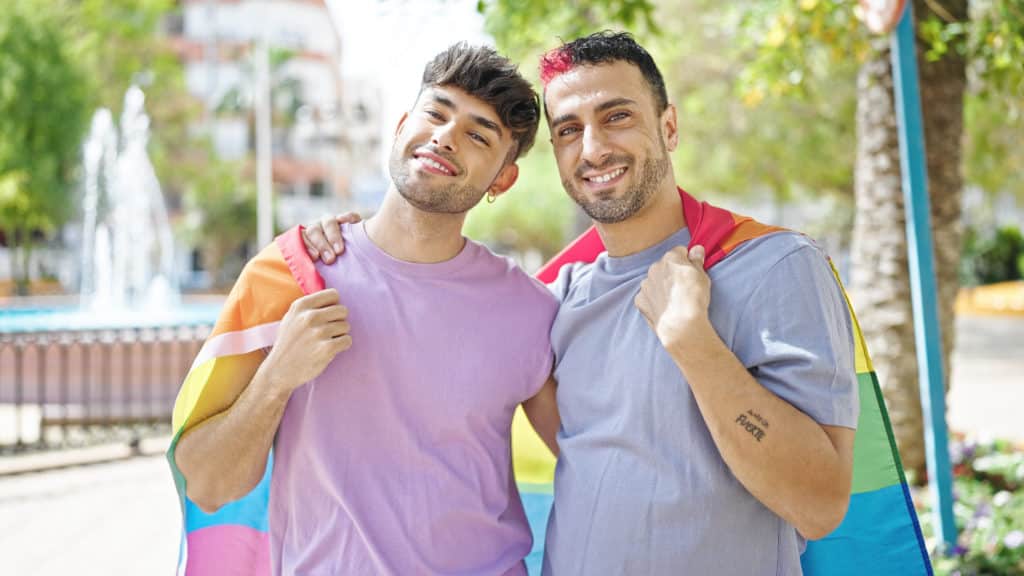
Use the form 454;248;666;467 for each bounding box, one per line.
587;167;625;183
420;157;452;175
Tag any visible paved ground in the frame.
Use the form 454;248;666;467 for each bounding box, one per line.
0;454;179;575
948;315;1024;441
0;314;1020;575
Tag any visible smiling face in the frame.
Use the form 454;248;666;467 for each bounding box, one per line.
388;85;519;215
545;61;676;224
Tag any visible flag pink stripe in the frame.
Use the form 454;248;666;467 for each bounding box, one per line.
190;321;280;371
185;525;271;576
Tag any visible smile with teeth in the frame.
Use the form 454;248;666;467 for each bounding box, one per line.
584;167;627;184
415;155;455;176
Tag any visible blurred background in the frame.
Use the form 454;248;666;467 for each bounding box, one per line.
0;0;1022;574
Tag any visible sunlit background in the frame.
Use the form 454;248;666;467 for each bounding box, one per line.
1;1;1023;574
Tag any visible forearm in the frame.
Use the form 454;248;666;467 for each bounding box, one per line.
668;323;851;539
175;364;292;513
523;375;560;457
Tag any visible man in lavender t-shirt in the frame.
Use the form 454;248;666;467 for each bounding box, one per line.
174;44;561;575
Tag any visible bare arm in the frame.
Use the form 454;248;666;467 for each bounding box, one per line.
664;326;854;540
636;245;854;540
522;374;560;457
174;289;352;513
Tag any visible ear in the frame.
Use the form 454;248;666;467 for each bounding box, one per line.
488;163;519;199
394;112;409;137
661;104;679;152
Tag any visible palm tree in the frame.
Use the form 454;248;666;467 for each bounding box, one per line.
851;0;967;481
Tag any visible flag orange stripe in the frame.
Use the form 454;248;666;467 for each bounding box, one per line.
208;243;305;339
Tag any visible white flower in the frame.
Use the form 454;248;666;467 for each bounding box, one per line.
1004;531;1024;550
993;491;1012;507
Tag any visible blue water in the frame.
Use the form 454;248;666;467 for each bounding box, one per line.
0;303;223;333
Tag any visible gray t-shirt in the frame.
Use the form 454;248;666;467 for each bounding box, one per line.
543;226;857;576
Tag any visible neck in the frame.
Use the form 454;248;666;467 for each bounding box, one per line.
596;181;687;258
364;187;467;263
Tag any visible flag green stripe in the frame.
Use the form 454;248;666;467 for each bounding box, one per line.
851;371;906;494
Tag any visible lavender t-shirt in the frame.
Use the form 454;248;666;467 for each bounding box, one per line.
269;222;557;575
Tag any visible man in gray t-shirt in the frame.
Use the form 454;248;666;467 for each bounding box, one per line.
544;227;856;575
536;32;858;575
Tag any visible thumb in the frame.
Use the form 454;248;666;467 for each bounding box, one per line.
688;244;706;267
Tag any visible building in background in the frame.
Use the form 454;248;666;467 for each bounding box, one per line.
167;0;384;232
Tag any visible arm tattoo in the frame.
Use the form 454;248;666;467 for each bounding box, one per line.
736;409;769;442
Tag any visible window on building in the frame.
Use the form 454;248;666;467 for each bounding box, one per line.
310;179;326;198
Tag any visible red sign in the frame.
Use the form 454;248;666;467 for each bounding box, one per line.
859;0;907;34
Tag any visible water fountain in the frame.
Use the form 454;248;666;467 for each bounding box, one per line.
0;86;221;332
80;86;178;312
0;88;219;449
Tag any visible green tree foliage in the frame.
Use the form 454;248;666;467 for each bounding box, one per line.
0;3;91;293
737;0;1024;200
475;0;861;251
178;148;258;289
480;0;659;63
464;137;574;260
961;225;1024;285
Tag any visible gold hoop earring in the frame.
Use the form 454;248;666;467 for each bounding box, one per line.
486;192;496;204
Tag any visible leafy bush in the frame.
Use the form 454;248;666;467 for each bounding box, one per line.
961;226;1024;286
917;435;1024;575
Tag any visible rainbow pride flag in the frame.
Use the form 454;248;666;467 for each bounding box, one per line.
167;227;321;575
510;188;933;575
169;191;932;575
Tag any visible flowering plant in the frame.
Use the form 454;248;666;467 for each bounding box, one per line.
916;435;1024;575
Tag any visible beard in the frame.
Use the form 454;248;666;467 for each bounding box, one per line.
562;146;670;224
388;142;485;215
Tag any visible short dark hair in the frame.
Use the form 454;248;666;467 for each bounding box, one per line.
420;43;540;161
539;31;668;113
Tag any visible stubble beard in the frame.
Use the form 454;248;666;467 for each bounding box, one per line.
563;147;671;224
388;143;484;215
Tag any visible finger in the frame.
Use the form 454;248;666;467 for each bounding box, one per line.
321;214;346;255
333;334;353;353
633;290;649;315
303;222;336;263
302;230;320;261
688;244;706;267
298;288;340;310
663;246;688;264
318;320;350;339
336;211;362;224
634;293;656;328
312;304;348;323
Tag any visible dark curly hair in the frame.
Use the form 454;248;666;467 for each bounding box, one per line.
539;31;668;114
420;43;540;161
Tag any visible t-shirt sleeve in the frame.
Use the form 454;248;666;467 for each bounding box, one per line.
732;245;859;428
525;284;559;397
545;261;581;304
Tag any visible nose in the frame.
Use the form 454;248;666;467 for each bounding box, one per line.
580;126;611;168
431;122;457;152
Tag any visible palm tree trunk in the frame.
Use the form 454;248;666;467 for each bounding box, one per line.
851;1;967;482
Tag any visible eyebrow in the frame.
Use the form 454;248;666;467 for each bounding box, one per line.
429;94;504;139
550;97;639;130
596;97;638;113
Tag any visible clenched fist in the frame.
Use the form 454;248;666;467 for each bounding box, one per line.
263;288;352;394
634;245;711;353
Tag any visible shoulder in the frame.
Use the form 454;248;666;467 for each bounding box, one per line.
546;260;597;305
718;230;831;280
469;240;560;314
